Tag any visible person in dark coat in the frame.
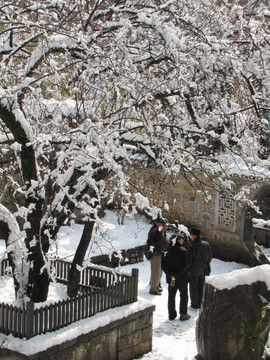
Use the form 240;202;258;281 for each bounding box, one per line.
147;217;168;295
187;228;212;310
162;233;191;321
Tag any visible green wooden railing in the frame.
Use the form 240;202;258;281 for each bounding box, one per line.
0;259;138;339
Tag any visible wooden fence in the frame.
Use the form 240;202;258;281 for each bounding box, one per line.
0;258;138;339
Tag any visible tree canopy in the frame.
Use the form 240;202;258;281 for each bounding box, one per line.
0;0;269;302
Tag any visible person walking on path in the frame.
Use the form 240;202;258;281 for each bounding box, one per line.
161;233;191;321
147;217;168;295
187;228;212;310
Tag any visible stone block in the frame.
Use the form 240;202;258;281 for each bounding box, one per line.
72;344;88;360
74;328;118;360
118;319;135;337
39;344;58;359
118;346;135;360
57;338;77;352
118;329;142;350
197;266;270;360
92;323;109;336
0;348;11;357
0;350;33;360
135;314;151;330
134;340;151;359
39;346;73;360
77;332;91;344
142;325;152;340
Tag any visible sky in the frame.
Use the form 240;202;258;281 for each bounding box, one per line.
0;210;270;359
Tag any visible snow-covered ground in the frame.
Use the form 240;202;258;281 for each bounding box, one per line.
1;210;269;359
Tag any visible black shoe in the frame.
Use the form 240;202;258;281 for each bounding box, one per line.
180;314;191;321
149;290;162;295
169;312;177;320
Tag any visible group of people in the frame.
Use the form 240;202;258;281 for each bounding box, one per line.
147;217;212;321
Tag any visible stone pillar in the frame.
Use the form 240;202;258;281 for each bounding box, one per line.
196;265;270;360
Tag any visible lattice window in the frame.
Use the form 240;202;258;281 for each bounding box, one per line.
216;193;236;230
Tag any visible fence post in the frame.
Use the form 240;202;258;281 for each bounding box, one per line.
132;268;139;302
26;301;34;339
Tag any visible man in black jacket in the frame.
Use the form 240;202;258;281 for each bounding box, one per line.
162;233;191;321
147;217;168;295
187;228;212;310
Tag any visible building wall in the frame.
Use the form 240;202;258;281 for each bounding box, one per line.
127;165;270;265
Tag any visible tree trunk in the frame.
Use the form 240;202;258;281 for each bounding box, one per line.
0;106;51;301
67;220;95;297
27;248;50;302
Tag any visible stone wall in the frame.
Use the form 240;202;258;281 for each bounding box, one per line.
90;245;147;267
0;305;155;360
126;165;270;265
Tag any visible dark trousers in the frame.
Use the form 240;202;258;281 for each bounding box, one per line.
189;273;205;308
168;281;188;319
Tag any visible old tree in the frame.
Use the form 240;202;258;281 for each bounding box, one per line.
0;0;269;302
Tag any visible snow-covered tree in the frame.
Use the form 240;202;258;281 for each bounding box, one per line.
0;0;269;302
